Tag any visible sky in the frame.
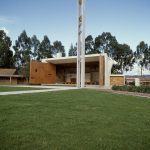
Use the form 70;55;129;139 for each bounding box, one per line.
0;0;150;54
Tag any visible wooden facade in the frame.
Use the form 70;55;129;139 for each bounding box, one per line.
30;61;56;84
99;56;105;86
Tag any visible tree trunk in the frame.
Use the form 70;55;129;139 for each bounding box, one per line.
141;66;143;77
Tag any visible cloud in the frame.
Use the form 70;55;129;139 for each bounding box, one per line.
0;16;15;24
0;27;9;35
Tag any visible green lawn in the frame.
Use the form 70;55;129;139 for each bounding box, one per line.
0;86;45;92
0;89;150;150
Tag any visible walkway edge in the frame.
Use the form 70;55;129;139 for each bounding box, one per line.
99;89;150;99
0;88;78;96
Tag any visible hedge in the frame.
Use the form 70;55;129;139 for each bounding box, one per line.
112;85;150;94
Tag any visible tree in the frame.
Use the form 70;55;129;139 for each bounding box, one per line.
68;35;95;56
148;46;150;69
134;41;150;76
94;32;135;73
0;30;14;68
31;35;40;60
52;41;66;57
85;35;96;54
38;35;52;60
68;43;77;56
112;43;135;74
13;30;32;77
95;32;117;56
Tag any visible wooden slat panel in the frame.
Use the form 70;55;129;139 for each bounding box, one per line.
99;56;105;86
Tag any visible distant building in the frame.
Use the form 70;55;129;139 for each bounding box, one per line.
0;69;27;85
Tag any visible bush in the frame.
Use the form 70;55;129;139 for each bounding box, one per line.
112;85;150;94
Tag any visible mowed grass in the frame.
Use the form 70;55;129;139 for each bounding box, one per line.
0;86;45;92
0;89;150;150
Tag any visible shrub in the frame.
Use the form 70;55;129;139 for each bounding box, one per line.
112;85;150;94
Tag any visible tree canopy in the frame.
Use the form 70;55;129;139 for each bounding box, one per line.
95;32;117;56
134;41;150;76
13;30;32;76
112;43;135;73
85;35;96;54
0;29;149;76
68;43;77;56
38;35;53;60
52;41;65;57
31;35;40;60
0;30;14;68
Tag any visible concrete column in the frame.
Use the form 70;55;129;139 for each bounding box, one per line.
81;0;85;88
77;0;86;88
135;78;140;86
77;0;81;88
103;53;110;88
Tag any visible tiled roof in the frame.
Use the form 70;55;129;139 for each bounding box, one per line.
0;69;16;76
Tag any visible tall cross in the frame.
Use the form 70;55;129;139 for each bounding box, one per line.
77;0;85;88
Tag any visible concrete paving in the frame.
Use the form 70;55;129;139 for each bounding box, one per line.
89;88;150;99
0;86;78;96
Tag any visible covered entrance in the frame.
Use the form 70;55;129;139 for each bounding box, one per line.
56;62;99;85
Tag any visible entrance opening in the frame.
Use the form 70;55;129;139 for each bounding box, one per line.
56;62;99;85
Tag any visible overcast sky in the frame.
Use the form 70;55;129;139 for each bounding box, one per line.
0;0;150;53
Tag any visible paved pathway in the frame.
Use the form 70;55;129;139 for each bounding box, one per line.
108;90;150;99
0;86;78;96
1;85;149;98
96;89;150;99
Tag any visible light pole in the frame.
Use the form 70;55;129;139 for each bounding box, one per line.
77;0;85;88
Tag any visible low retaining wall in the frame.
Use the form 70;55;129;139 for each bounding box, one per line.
110;75;125;86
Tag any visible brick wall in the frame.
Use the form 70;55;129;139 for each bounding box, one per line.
110;75;125;86
30;61;56;85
